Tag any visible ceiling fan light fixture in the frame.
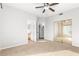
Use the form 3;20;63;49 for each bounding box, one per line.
35;3;59;13
44;6;49;9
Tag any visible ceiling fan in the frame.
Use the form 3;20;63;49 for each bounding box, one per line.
35;3;59;13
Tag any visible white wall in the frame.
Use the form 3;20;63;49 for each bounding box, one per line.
0;4;37;50
47;7;79;47
44;18;54;41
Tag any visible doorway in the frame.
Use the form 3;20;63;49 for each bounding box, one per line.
39;24;44;39
54;19;72;44
27;22;35;44
36;23;44;41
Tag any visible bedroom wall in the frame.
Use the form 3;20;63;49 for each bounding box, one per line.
44;18;54;41
47;7;79;47
0;4;37;50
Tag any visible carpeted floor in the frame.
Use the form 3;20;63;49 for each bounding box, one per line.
0;41;79;56
30;50;79;56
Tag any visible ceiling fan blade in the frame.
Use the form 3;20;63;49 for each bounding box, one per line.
44;3;45;6
35;6;44;8
42;9;45;13
0;3;2;9
50;3;59;6
49;8;55;12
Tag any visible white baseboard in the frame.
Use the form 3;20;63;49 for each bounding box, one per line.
0;42;27;50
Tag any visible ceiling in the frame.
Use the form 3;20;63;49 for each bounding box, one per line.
4;3;79;17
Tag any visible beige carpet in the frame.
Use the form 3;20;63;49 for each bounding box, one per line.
31;50;79;56
0;41;79;56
